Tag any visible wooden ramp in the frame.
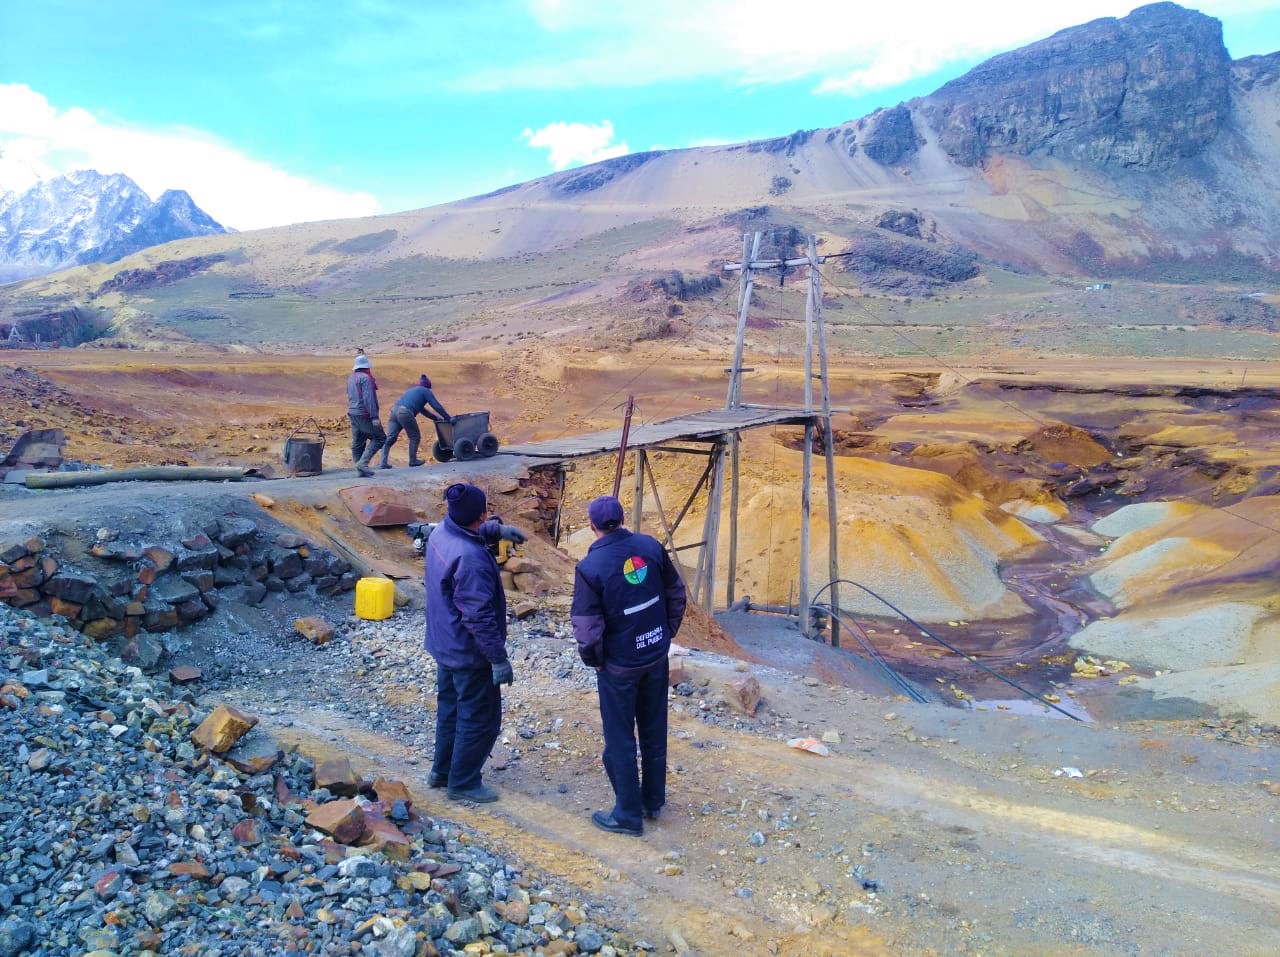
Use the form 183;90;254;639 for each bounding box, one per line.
500;408;815;460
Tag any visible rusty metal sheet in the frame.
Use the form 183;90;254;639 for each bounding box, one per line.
338;485;420;527
0;428;65;475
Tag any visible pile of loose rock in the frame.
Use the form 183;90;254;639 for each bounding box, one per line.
0;602;637;956
0;518;356;670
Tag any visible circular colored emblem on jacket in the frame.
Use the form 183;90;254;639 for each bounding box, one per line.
623;555;648;585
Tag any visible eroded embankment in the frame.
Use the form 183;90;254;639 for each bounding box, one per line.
803;373;1280;726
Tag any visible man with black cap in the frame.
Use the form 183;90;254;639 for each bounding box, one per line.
346;353;385;478
380;374;451;469
572;495;687;836
424;482;514;803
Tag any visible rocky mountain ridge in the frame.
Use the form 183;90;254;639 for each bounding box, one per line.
0;170;227;282
1;3;1277;350
917;2;1233;170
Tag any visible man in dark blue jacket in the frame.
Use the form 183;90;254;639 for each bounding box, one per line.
424;483;513;803
380;374;451;469
572;495;686;836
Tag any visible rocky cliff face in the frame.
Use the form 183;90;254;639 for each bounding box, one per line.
918;2;1233;169
0;171;227;280
862;106;922;166
1233;50;1280;90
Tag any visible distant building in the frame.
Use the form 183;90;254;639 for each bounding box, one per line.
1085;282;1112;291
1;323;44;349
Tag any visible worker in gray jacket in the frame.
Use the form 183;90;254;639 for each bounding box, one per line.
380;374;450;469
347;354;385;477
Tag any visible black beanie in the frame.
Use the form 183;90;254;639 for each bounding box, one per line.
446;483;486;526
419;374;432;388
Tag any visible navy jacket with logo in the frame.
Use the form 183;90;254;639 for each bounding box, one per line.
571;528;686;677
424;517;508;670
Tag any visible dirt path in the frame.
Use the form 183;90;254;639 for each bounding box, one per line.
218;622;1280;957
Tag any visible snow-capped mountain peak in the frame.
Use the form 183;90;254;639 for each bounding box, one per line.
0;169;228;281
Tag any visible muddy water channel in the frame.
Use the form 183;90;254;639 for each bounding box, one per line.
848;517;1123;719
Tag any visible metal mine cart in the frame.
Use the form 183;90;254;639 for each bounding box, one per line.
432;411;499;462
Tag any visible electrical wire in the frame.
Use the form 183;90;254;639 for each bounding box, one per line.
546;283;742;440
815;264;1053;429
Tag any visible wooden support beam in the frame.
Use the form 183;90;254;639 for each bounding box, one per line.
669;453;718;542
799;420;814;637
632;449;645;531
552;467;568;546
727;433;740;606
697;440;727;611
726;232;762;410
740;403;849;416
810;235;842;647
644;445;718;455
804;264;815;413
644;456;676;550
724;255;828;271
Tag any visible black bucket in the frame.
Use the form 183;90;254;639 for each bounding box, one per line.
283;419;325;476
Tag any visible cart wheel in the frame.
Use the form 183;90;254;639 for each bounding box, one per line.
432;440;453;463
478;432;500;457
454;437;477;461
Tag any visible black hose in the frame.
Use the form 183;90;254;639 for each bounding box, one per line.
810;600;930;704
811;579;1083;721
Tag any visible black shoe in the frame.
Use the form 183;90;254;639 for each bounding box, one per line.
448;784;499;803
378;462;392;470
591;811;642;836
427;772;447;789
408;459;426;467
643;805;664;821
356;464;374;477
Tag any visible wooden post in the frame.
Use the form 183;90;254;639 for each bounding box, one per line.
726;232;762;409
698;439;726;610
726;433;740;606
632;449;646;531
552;467;568;546
612;394;635;498
810;236;841;647
644;457;676;549
799;420;813;636
804;264;815;414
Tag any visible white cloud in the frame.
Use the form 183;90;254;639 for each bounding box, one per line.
0;84;379;230
520;120;629;170
460;0;1271;97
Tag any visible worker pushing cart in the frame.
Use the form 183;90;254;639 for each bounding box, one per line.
380;374;450;469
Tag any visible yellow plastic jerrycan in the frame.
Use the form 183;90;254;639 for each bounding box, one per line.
354;577;395;620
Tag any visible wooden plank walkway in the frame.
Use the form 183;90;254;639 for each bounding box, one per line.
500;408;815;459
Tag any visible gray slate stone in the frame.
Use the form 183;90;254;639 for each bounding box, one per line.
150;575;200;605
0;919;35;957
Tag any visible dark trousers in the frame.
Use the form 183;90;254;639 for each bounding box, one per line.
597;659;669;829
349;414;386;465
381;406;421;464
431;664;501;791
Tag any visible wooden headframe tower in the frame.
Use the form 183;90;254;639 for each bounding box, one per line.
712;231;842;640
503;230;843;642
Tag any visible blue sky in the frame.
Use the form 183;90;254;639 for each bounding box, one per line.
2;0;1277;230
